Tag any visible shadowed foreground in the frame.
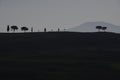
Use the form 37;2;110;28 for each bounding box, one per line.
0;32;120;80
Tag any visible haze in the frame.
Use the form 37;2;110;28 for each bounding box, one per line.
0;0;120;32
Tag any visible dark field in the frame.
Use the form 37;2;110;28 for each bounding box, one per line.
0;32;120;80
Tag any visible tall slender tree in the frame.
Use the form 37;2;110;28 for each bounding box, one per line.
58;28;60;32
44;28;46;32
7;25;10;32
31;27;33;32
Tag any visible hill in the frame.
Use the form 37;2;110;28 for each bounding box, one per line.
1;32;120;54
67;21;120;33
0;32;120;80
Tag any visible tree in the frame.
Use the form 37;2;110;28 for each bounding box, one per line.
21;27;29;32
96;26;102;32
58;28;60;32
31;27;33;32
102;27;107;32
7;25;10;32
11;25;18;32
44;28;46;32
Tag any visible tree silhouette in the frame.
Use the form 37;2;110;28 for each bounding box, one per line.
102;27;107;32
11;25;18;32
7;25;10;32
21;27;29;32
31;27;33;32
58;28;60;32
44;28;46;32
96;26;102;32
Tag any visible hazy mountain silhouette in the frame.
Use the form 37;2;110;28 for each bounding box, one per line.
68;21;120;33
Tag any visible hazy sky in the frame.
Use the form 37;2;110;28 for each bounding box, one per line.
0;0;120;32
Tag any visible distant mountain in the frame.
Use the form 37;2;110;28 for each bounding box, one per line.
67;21;120;33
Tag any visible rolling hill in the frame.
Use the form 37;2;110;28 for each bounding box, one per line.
0;32;120;80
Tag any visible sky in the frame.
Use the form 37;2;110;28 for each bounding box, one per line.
0;0;120;32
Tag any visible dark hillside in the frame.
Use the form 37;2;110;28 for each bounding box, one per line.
0;32;120;55
0;32;120;80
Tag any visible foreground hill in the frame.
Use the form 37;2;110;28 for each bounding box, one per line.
0;32;120;80
0;32;120;55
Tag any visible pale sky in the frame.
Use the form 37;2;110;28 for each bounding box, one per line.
0;0;120;32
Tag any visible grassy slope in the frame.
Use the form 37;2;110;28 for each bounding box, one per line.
0;32;120;80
